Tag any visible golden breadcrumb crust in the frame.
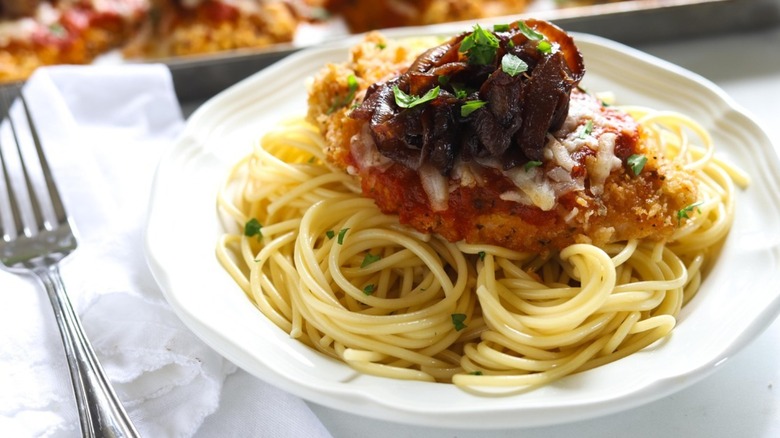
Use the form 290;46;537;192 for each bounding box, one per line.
322;0;528;33
123;1;298;58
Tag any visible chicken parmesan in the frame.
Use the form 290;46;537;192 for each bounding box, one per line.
218;19;745;387
320;0;528;33
123;0;300;59
0;0;149;83
307;21;697;253
0;0;306;82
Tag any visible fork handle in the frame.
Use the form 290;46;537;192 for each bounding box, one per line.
35;265;140;438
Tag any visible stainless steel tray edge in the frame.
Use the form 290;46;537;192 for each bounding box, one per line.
171;0;780;109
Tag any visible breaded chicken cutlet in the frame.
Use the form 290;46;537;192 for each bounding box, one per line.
321;0;528;33
307;21;697;254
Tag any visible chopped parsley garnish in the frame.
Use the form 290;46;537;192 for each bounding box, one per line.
49;23;67;38
627;154;647;175
438;75;450;86
517;21;553;54
393;85;440;109
346;75;358;97
361;253;382;268
469;370;484;375
478;251;486;261
501;53;528;77
517;21;544;41
327;74;359;114
460;100;487;117
363;284;377;295
537;40;553;54
577;120;593;139
244;218;263;239
459;24;500;65
451;313;468;331
524;160;543;171
337;228;350;244
677;201;703;225
493;23;511;32
451;83;472;100
325;230;336;239
377;42;386;50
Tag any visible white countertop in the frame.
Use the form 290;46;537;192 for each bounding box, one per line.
301;25;780;438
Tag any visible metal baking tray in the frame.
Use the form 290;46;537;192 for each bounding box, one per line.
170;0;780;110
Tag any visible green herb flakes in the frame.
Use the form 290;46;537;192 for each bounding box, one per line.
361;253;382;268
461;100;487;117
517;21;544;41
327;74;359;114
347;73;358;90
537;40;553;54
244;218;263;239
337;228;350;244
49;23;67;38
627;154;647;176
451;313;468;331
451;83;471;100
459;24;499;65
501;53;528;77
363;284;376;295
393;85;440;109
677;201;703;225
578;120;593;139
524;160;543;171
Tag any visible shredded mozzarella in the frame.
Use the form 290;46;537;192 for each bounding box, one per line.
419;165;449;211
366;92;633;212
504;166;556;211
587;132;622;195
547;135;578;171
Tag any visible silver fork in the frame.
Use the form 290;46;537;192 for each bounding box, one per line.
0;86;140;437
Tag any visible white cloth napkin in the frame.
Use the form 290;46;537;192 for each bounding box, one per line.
0;65;332;438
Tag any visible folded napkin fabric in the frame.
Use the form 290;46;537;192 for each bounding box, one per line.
0;65;332;438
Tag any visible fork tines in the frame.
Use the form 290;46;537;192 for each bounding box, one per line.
0;86;68;242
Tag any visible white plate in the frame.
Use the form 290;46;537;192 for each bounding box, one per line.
144;29;780;428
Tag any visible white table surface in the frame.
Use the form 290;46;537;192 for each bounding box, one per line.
288;24;780;438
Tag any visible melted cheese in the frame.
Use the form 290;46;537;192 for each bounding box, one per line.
350;124;392;175
419;164;449;211
503;166;556;211
586;132;622;195
350;90;631;213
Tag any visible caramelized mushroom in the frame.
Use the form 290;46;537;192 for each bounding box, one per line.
351;19;585;174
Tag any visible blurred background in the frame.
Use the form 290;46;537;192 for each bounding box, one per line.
2;0;780;105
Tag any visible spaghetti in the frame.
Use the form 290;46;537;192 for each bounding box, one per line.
216;105;747;388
